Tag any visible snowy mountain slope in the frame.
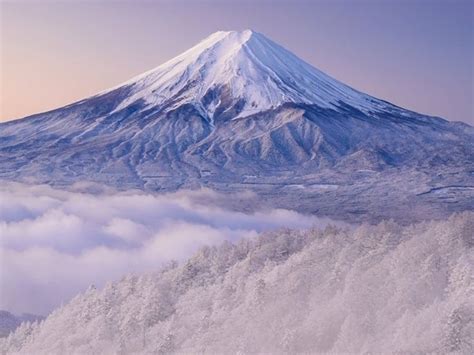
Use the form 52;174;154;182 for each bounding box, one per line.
0;30;473;222
2;213;473;354
95;29;397;118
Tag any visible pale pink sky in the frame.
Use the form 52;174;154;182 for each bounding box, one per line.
1;0;472;124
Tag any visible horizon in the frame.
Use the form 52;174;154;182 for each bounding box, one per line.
1;0;472;125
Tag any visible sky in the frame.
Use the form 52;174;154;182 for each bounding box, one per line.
0;0;473;125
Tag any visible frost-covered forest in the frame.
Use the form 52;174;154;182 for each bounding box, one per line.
2;212;472;354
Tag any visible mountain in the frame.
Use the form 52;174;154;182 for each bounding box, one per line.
1;30;473;222
94;29;398;119
2;213;473;353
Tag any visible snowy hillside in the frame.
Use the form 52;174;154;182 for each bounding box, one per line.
2;213;473;354
0;312;43;339
0;30;473;222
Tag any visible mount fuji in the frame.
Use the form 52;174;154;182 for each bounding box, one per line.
1;30;473;222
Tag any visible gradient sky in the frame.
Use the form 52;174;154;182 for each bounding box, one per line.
1;0;473;124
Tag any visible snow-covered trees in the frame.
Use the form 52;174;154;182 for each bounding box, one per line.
1;212;473;354
0;312;43;339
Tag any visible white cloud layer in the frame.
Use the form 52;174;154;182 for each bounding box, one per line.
0;182;343;315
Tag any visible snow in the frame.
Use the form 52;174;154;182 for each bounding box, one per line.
0;29;473;355
0;29;472;224
0;182;340;316
101;30;390;118
2;212;473;354
0;312;43;338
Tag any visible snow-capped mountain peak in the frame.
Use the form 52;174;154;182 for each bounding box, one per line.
1;30;472;223
105;30;381;119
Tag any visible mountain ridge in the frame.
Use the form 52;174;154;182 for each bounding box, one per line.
92;29;389;119
2;213;473;353
1;30;473;222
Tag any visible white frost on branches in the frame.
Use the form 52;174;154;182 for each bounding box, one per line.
2;212;473;354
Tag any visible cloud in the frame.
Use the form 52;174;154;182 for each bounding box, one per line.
0;182;345;315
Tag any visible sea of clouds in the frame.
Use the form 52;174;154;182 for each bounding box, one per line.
0;182;344;315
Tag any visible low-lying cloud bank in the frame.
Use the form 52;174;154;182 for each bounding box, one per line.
0;182;343;315
2;212;473;354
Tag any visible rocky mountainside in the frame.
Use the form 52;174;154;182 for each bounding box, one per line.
1;30;473;222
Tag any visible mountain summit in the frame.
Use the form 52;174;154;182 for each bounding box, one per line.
101;29;384;120
1;30;473;222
